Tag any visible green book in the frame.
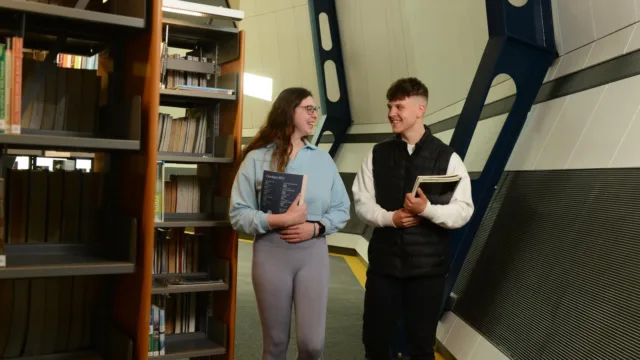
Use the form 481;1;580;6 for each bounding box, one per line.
0;43;5;133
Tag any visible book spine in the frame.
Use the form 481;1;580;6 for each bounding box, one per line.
0;43;5;133
153;305;159;356
148;307;153;356
159;307;165;355
10;37;22;134
0;177;5;266
4;40;11;135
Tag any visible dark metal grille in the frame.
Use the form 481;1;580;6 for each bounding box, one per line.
454;169;640;360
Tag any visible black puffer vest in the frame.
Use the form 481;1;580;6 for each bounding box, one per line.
368;126;454;278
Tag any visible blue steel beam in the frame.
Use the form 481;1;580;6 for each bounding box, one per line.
308;0;352;157
444;0;557;312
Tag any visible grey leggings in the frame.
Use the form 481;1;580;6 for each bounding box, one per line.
252;231;329;360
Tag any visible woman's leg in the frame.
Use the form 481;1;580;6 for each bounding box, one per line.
252;239;295;360
293;237;330;360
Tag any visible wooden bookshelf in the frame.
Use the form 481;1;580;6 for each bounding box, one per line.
145;3;245;359
0;1;157;360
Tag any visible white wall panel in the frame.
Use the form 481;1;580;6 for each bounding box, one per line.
237;1;320;132
552;43;593;79
584;25;635;68
506;99;567;171
464;115;507;173
534;86;606;170
610;109;640;168
591;0;637;40
554;0;595;53
567;76;640;169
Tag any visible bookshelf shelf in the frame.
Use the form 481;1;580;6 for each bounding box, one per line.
0;133;140;151
0;243;135;280
155;219;230;228
3;349;102;360
162;17;237;42
166;57;217;74
150;333;226;360
159;88;236;106
0;1;145;29
158;152;233;164
151;280;228;294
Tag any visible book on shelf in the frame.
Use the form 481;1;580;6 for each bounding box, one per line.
162;52;213;89
153;229;201;275
0;276;102;358
157;108;209;154
0;43;6;134
260;170;307;214
158;276;223;287
411;174;461;205
0;36;23;134
1;168;103;248
0;177;5;267
150;293;197;354
171;84;234;95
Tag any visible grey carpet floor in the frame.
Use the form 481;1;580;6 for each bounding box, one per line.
234;241;366;360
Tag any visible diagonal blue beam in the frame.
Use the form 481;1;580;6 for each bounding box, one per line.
444;0;557;314
308;0;352;157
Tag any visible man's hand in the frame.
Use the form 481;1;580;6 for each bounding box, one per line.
404;188;428;215
392;209;420;228
280;222;316;243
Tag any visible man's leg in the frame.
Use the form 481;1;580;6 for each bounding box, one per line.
403;276;446;360
362;272;402;360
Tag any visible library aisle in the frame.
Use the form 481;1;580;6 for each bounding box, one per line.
234;240;366;360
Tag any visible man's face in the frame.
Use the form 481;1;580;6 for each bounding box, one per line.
387;96;426;134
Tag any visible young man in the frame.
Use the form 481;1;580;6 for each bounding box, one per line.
352;77;474;360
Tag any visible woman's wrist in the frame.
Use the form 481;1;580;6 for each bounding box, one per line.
267;213;291;229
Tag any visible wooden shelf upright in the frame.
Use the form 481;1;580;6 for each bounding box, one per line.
0;0;160;360
144;2;245;360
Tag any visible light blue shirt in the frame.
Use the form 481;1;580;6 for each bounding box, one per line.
229;141;351;236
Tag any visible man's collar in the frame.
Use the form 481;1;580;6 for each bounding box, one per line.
394;125;432;145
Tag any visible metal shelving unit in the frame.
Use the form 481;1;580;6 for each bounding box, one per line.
150;3;245;359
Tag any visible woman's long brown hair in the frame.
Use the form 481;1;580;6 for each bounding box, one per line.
242;87;313;172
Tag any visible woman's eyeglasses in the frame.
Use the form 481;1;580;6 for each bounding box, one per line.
297;105;320;115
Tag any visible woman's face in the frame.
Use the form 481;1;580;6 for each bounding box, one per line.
292;96;319;137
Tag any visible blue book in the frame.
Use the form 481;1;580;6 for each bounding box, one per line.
260;170;307;214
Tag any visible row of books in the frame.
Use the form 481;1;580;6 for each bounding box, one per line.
0;37;24;134
153;229;201;275
161;52;213;89
158;109;210;154
149;294;199;356
22;58;101;133
0;276;102;358
2;169;103;245
164;174;201;214
0;37;101;134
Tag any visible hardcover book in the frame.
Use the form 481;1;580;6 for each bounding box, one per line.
260;170;307;214
411;174;461;205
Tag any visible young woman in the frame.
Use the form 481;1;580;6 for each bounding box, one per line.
229;87;350;360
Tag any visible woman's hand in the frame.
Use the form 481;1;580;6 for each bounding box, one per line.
284;193;307;227
280;222;316;243
267;193;308;229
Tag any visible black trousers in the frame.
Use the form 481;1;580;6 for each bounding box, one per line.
362;273;445;360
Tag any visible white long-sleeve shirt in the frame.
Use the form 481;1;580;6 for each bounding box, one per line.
352;143;474;230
